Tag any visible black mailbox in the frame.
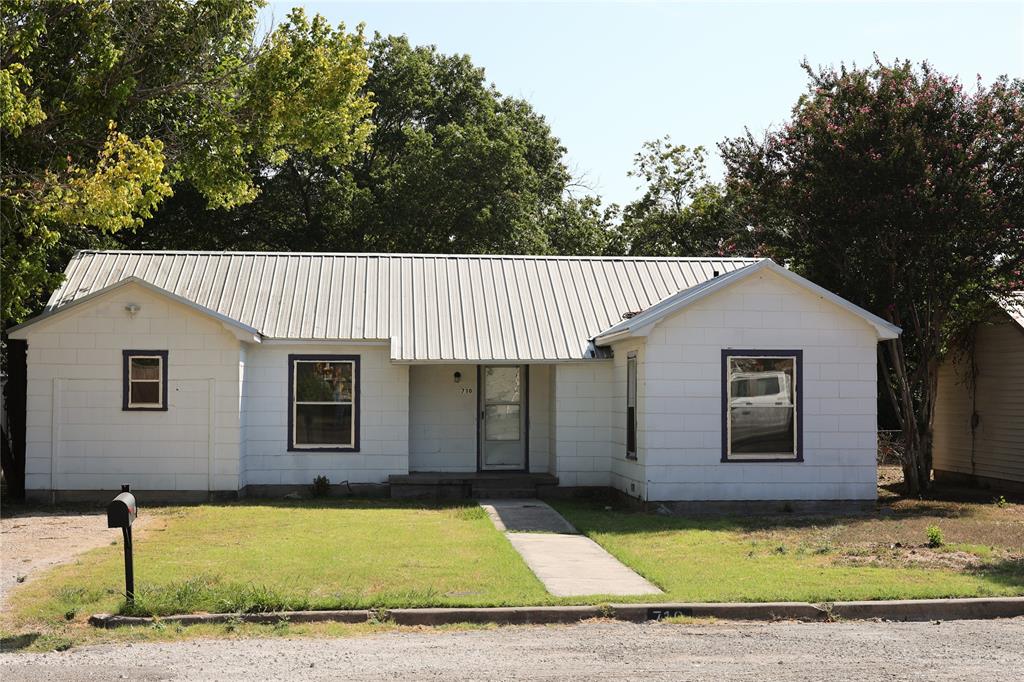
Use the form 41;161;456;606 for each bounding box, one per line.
107;484;138;602
107;491;137;528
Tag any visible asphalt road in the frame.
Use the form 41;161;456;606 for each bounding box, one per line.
2;618;1022;681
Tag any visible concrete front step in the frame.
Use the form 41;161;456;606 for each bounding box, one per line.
389;472;558;500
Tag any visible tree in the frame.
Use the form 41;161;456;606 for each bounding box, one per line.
721;59;1024;494
615;137;756;257
123;34;610;256
1;1;373;326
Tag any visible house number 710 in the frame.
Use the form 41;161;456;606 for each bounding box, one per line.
460;387;473;395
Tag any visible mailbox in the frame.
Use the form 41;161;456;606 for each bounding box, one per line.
107;484;138;602
107;491;137;528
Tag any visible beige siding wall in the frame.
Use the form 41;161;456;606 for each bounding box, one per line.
934;315;1024;483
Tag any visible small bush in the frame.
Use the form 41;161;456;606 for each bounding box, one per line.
926;525;944;548
994;496;1007;509
311;475;330;498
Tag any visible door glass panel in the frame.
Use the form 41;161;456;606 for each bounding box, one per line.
485;404;521;441
484;367;520;403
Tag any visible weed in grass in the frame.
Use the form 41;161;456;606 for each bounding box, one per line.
63;609;76;621
994;496;1008;509
927;525;945;548
223;614;243;633
451;505;487;522
368;607;392;624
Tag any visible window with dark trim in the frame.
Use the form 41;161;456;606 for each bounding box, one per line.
122;350;168;411
288;354;359;452
626;351;637;459
721;350;803;462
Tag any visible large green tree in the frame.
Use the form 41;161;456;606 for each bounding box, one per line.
614;137;755;257
1;0;373;325
721;60;1023;494
123;34;610;255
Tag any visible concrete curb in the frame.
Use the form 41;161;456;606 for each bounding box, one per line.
89;597;1024;629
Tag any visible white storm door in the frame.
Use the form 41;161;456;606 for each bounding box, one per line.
480;365;526;470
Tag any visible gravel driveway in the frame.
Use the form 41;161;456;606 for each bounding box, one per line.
3;618;1022;681
1;509;150;609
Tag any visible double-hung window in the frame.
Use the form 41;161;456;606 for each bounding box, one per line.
123;350;168;411
626;351;637;459
722;350;802;461
288;355;359;451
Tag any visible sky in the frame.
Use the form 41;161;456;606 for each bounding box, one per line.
263;1;1024;208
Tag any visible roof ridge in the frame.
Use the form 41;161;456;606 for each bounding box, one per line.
73;249;763;262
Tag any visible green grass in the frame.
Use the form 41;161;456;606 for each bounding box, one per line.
551;502;1024;603
5;495;1023;652
8;500;551;625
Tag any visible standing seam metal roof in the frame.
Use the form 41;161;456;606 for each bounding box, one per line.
47;251;762;361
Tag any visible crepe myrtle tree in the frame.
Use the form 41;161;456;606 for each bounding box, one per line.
720;58;1023;495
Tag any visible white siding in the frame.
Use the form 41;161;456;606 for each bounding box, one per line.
409;364;478;472
639;268;878;501
609;340;646;499
22;283;243;492
934;314;1024;483
552;363;613;487
242;344;409;485
408;364;552;473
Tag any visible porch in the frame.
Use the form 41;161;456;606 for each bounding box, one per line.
388;471;559;500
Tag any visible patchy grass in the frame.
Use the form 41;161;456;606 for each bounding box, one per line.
551;496;1024;604
2;499;549;649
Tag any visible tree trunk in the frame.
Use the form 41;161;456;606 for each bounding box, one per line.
880;338;935;496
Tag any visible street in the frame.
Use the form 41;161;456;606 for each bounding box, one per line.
3;618;1021;681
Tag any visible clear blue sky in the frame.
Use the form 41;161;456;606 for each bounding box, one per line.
264;1;1024;207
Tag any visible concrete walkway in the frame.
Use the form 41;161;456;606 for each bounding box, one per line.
479;499;661;597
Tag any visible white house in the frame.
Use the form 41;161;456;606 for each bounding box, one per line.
8;250;900;503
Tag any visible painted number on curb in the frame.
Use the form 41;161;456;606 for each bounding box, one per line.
647;608;695;621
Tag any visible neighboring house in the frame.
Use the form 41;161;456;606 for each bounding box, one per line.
933;293;1024;492
8;250;899;503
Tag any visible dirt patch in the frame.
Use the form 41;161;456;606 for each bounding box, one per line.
0;509;153;610
835;543;1019;571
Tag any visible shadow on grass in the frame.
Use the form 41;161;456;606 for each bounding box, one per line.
0;633;40;652
971;556;1024;592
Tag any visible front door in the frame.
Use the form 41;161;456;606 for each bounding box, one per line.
480;365;527;470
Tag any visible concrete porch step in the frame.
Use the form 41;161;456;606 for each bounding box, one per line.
389;472;558;501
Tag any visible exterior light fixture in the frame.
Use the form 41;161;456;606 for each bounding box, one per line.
124;303;141;318
454;371;462;383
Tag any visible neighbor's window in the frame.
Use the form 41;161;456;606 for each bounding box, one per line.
122;350;168;411
722;351;801;461
289;355;358;451
626;351;637;459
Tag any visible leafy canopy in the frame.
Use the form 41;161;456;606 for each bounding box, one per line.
721;59;1023;493
1;0;373;324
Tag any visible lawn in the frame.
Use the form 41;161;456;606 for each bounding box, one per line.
3;492;1023;652
552;496;1024;603
5;500;550;624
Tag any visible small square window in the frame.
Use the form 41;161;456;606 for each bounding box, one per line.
123;350;168;411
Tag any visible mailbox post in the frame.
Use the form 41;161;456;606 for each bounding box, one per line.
107;484;138;603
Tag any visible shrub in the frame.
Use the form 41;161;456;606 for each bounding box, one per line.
311;475;330;498
926;525;944;548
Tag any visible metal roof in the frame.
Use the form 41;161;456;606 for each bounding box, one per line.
41;251;761;361
593;259;902;343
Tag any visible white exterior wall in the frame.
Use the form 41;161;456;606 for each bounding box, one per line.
609;340;647;499
408;364;552;473
20;283;243;493
552;362;613;487
409;364;478;472
242;344;409;485
641;269;878;501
